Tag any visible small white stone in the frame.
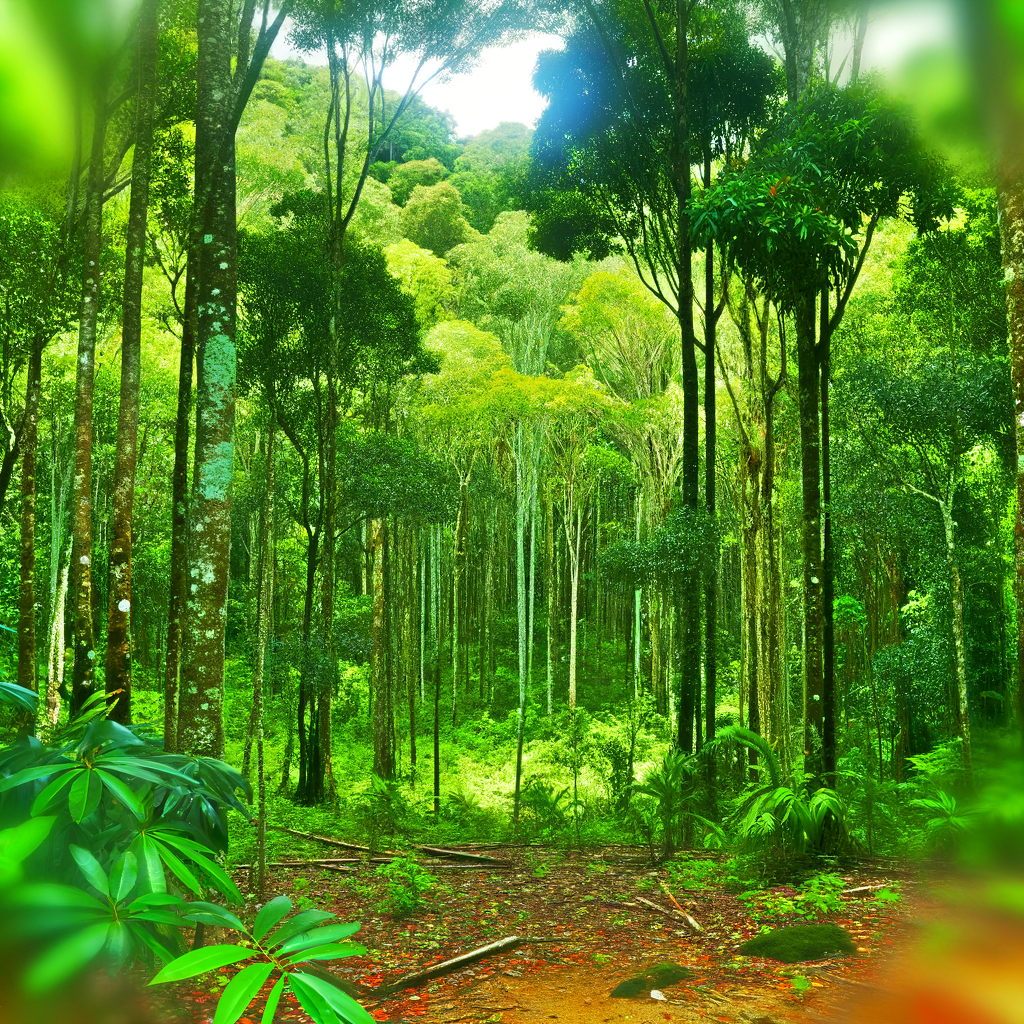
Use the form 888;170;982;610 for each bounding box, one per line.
80;555;90;565
118;599;131;613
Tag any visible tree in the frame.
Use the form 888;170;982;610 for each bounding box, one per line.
176;0;290;758
694;82;957;782
402;182;479;257
106;0;160;723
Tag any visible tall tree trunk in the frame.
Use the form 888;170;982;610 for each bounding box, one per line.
797;288;825;783
940;496;972;771
545;480;555;715
107;0;160;723
18;342;43;699
70;72;109;714
513;426;530;821
251;402;275;898
704;243;718;761
567;506;582;710
820;291;837;787
371;518;393;779
177;0;238;758
163;256;197;752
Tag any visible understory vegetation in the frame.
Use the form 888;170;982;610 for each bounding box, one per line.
2;0;1024;1021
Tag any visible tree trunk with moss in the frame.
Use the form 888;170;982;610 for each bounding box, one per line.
107;0;159;723
18;342;43;698
69;74;109;714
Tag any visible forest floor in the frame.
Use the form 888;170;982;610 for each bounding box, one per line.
167;844;940;1024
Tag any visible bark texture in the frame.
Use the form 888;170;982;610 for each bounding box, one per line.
107;0;160;722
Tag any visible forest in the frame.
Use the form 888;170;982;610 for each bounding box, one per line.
1;0;1024;1022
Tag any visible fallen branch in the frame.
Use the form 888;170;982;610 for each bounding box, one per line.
376;936;524;994
266;825;380;854
634;895;686;921
841;883;893;896
414;845;509;864
234;859;356;871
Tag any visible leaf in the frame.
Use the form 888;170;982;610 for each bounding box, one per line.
253;895;292;941
96;769;144;820
179;901;245;932
264;910;335;950
149;945;254;985
130;834;166;894
150;838;201;895
68;770;102;823
0;678;40;712
276;923;361;956
262;975;286;1024
0;814;54;864
291;971;376;1024
109;851;138;903
287;971;342;1024
0;763;68;793
29;769;77;814
158;835;242;904
285;942;365;965
71;845;109;897
12;881;107;911
24;921;110;994
213;961;276;1024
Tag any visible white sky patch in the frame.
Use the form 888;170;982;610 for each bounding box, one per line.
271;5;955;140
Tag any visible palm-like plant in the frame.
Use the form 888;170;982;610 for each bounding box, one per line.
710;727;848;856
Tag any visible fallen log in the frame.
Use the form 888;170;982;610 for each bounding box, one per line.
634;895;694;927
266;825;379;853
413;845;509;865
376;936;523;994
234;860;355;873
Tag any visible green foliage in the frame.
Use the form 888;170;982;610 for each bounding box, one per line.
739;923;856;963
373;855;436;916
402;181;478;256
150;894;371;1024
740;873;846;923
388;158;449;206
711;727;848;857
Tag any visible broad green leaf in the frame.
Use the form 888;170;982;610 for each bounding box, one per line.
130;835;166;894
12;881;107;911
285;941;365;965
131;923;178;964
129;909;186;926
71;844;109;897
30;770;76;814
253;895;291;941
277;923;361;956
68;770;102;823
105;920;133;968
264;910;335;950
149;944;253;985
151;839;202;894
0;678;40;712
159;835;242;904
262;975;286;1024
179;901;245;932
24;921;110;993
287;971;341;1024
0;763;68;793
128;892;184;911
213;961;275;1024
96;769;144;820
109;851;138;903
0;814;54;863
291;971;376;1024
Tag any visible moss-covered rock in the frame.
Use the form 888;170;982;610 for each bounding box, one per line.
739;924;856;963
610;962;695;998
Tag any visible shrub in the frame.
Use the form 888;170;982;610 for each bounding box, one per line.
374;856;436;916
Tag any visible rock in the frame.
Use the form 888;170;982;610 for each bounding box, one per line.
739;924;856;963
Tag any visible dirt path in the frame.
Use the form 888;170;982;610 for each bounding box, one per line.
222;846;915;1024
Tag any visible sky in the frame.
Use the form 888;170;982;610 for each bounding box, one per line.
272;2;957;140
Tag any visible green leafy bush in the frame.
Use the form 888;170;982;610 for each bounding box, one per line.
374;855;436;916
